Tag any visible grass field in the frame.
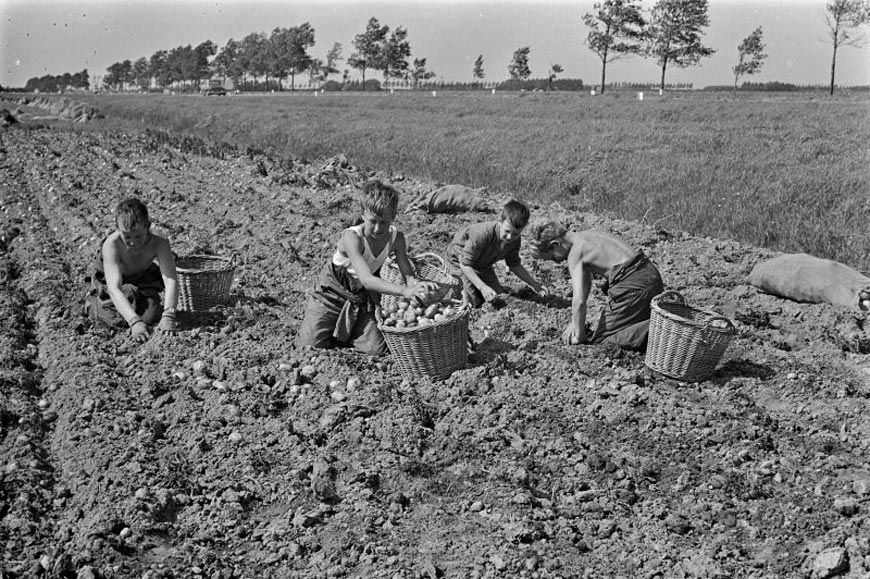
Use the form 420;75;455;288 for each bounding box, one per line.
76;90;870;271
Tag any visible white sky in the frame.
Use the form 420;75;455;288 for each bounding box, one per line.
2;0;869;88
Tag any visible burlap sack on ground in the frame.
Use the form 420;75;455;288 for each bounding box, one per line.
407;185;490;214
748;253;870;310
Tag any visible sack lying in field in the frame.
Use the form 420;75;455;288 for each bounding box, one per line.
407;185;490;214
748;253;870;311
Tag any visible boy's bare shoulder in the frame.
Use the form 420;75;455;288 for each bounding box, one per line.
150;230;172;248
102;231;122;253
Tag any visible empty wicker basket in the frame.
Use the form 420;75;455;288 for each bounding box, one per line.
378;253;468;380
645;291;736;382
176;254;235;312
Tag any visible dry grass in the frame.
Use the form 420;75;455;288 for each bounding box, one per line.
77;90;870;270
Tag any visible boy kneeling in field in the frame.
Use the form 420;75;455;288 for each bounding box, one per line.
297;180;437;356
528;220;664;351
84;198;179;342
445;199;549;308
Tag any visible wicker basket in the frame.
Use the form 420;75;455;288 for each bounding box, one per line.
377;253;468;380
644;291;736;382
176;254;235;312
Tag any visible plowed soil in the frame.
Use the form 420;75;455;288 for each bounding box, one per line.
2;107;870;579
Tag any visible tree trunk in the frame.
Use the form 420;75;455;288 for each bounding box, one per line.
361;68;366;91
829;42;838;96
659;58;668;92
600;62;607;95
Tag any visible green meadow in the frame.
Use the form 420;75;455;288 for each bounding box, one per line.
77;90;870;271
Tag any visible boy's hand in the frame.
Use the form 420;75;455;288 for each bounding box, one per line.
158;310;177;334
130;320;152;342
481;285;499;303
403;285;430;301
536;284;552;298
562;324;584;345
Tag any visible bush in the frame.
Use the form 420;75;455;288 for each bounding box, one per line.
321;80;343;92
364;79;382;92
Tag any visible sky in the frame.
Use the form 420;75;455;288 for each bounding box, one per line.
2;0;869;89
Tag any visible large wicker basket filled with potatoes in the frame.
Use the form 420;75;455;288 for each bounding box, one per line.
377;253;469;380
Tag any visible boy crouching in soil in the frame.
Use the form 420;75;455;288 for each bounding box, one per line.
84;198;179;342
445;199;549;308
528;220;664;351
297;180;437;356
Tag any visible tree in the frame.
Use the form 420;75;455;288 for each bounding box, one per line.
309;42;343;85
824;0;870;95
104;60;132;91
410;57;436;87
380;27;411;81
240;32;269;90
166;45;199;90
473;54;485;84
547;64;564;91
646;0;715;91
508;46;531;80
194;40;217;83
149;49;170;89
349;17;389;90
732;27;767;91
214;39;242;86
583;0;646;94
72;69;90;89
132;57;151;91
270;23;315;90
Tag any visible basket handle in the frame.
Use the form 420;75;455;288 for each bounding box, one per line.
412;252;448;273
653;290;685;306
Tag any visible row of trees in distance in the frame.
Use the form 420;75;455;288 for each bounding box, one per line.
22;70;90;94
584;0;869;95
96;18;436;93
16;0;870;95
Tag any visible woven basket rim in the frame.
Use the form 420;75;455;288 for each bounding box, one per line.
651;292;735;335
176;254;235;274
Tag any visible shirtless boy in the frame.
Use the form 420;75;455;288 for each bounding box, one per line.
528;220;664;351
84;198;179;342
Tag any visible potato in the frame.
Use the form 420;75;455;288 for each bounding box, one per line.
404;309;418;323
383;317;396;327
424;303;440;318
397;300;410;310
862;299;870;311
418;317;431;327
442;306;455;319
433;314;445;323
395;320;406;328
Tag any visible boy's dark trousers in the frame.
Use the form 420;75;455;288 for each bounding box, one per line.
83;252;164;328
591;252;664;351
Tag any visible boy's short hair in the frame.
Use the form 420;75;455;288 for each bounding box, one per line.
528;219;568;258
501;200;531;230
361;180;400;217
115;198;151;229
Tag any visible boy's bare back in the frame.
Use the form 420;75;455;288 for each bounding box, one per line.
102;230;170;276
568;230;639;277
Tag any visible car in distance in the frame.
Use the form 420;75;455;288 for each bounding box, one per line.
202;86;227;96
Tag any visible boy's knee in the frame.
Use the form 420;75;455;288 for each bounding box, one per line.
357;339;388;357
